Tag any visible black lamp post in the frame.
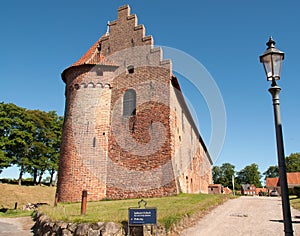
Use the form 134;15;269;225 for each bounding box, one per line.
260;37;293;235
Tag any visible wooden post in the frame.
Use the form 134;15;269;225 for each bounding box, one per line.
81;190;87;215
54;193;58;207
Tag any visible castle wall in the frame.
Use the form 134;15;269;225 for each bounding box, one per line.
169;80;212;194
106;66;178;199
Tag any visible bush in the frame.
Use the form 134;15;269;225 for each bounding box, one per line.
294;186;300;198
289;187;300;197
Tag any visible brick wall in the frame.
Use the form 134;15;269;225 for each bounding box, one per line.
170;77;212;194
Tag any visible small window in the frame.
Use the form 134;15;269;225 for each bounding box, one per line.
96;69;103;76
127;65;134;74
97;43;102;52
123;89;136;116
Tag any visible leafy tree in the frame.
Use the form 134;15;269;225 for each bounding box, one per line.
212;166;220;184
46;111;63;186
236;163;262;187
0;150;11;173
263;165;279;179
25;110;63;185
26;110;52;184
0;103;34;185
220;163;235;188
212;163;235;189
0;102;63;185
286;153;300;172
0;102;15;172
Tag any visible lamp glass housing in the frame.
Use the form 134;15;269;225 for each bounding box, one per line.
261;53;283;81
260;37;284;81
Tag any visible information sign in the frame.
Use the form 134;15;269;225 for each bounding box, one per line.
128;199;158;236
128;208;157;225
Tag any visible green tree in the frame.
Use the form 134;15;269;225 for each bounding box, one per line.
263;165;279;179
0;102;63;185
212;166;220;184
46;111;63;186
25;110;63;185
0;103;35;185
236;163;262;187
286;153;300;172
0;102;15;172
26;110;52;184
220;163;235;189
0;150;11;173
212;163;235;189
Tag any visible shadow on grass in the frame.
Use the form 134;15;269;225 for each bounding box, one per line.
0;208;8;213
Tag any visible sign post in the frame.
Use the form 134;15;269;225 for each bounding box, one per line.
128;199;157;236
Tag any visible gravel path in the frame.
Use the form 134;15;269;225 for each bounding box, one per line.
180;196;300;236
0;216;34;236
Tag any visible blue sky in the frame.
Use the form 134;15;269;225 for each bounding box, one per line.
1;0;300;179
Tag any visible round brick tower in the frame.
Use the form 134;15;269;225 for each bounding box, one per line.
57;50;118;202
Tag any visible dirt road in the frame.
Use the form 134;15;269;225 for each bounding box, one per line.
181;196;300;236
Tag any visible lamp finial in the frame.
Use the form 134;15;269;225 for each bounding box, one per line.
266;36;276;49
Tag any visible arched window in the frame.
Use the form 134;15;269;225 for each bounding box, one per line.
123;89;136;116
127;65;134;74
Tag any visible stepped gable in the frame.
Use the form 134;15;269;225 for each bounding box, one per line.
72;4;154;66
62;4;156;82
100;4;153;56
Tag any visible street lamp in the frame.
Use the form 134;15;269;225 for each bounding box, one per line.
260;37;293;235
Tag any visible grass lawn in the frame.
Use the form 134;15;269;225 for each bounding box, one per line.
0;183;56;214
290;196;300;211
0;184;234;230
39;193;233;230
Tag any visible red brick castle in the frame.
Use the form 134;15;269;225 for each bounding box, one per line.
56;5;212;202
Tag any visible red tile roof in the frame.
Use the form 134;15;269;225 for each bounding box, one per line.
287;172;300;185
223;187;232;195
266;177;279;187
266;172;300;187
71;35;117;67
61;35;119;82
